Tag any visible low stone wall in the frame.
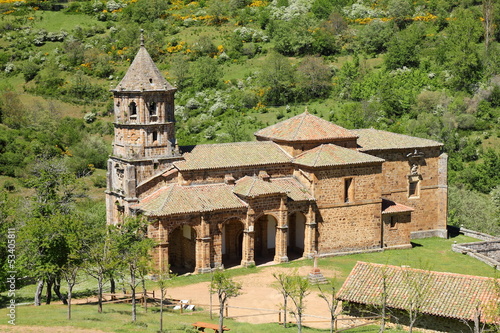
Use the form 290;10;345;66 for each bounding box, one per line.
452;239;500;270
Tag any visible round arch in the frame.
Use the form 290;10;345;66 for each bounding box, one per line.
168;224;197;274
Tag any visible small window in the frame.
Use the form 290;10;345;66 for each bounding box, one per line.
344;178;354;203
389;216;397;229
129;102;137;116
149;102;157;116
152;131;158;142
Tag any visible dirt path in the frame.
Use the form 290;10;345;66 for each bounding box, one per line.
166;265;345;329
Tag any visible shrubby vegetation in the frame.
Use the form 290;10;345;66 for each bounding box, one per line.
0;0;498;251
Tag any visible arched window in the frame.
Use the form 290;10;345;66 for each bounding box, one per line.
129;102;137;116
149;102;157;116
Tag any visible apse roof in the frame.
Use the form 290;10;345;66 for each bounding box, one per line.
254;111;358;143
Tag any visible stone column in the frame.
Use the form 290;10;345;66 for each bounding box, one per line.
303;204;317;258
158;221;169;274
274;197;289;263
241;209;255;267
196;216;212;273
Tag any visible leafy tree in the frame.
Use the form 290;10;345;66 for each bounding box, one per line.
259;52;296;105
115;216;155;322
273;271;294;328
191;57;223;91
384;23;423;70
297;56;333;99
288;275;310;333
210;271;242;333
317;278;339;333
401;266;432;333
0;191;16;293
355;19;395;56
438;8;483;92
155;265;175;333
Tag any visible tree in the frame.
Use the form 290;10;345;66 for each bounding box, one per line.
317;278;339;333
482;0;495;52
297;56;333;99
401;266;432;333
82;202;119;314
210;270;242;333
384;23;423;70
273;271;294;328
115;216;155;322
191;57;223;91
288;275;310;333
259;52;296;105
155;265;174;333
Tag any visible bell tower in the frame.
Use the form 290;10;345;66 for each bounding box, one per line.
106;32;180;225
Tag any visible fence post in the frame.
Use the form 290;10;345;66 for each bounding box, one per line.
225;303;228;318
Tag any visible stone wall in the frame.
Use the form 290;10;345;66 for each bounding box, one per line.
365;147;447;235
382;213;412;248
179;164;294;184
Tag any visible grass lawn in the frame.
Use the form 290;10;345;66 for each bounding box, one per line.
0;302;407;332
0;235;494;332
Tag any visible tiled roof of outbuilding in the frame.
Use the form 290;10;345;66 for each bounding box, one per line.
174;141;292;171
293;144;384;168
353;129;443;151
381;199;414;214
134;184;247;216
113;45;175;92
337;262;500;323
255;111;358;142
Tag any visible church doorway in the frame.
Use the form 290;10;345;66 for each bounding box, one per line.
254;214;277;265
169;225;197;274
288;212;306;260
222;218;244;268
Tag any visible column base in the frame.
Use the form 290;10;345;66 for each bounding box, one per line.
241;260;255;267
196;267;212;274
274;256;289;263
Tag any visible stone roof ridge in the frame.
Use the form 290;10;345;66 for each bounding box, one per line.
290;110;309;141
312;144;325;166
156;184;176;214
113;34;175;92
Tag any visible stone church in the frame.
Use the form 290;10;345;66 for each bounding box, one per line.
106;41;448;274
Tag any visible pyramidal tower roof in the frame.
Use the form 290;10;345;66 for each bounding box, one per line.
113;32;175;92
254;109;358;142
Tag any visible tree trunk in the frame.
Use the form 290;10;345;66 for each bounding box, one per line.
110;277;116;294
283;297;287;328
131;269;137;323
97;275;103;313
34;279;44;306
160;288;164;333
219;294;225;333
142;277;147;312
53;277;67;305
67;284;73;320
45;278;53;305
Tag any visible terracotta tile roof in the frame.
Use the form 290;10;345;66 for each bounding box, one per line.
254;111;358;142
382;199;414;214
337;262;500;323
270;177;315;201
293;144;384;168
113;45;176;92
174;141;292;171
352;129;443;151
133;184;247;216
233;176;286;198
